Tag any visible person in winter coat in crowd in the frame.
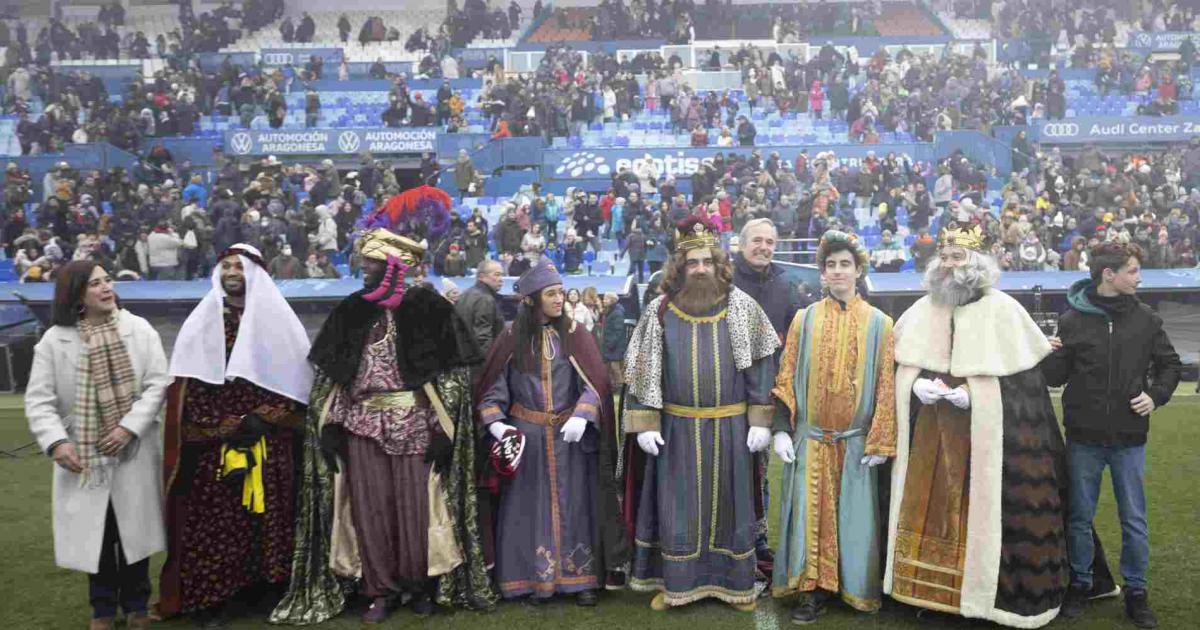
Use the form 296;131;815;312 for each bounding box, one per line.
268;244;304;279
310;204;338;253
621;220;648;283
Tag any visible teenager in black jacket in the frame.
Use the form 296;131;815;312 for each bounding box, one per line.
1041;242;1181;629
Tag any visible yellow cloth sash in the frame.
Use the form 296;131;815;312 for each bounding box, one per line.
662;401;748;419
218;437;268;514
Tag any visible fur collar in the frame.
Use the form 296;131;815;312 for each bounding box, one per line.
309;285;482;388
894;289;1051;378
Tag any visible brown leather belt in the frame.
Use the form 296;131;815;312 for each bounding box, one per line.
509;403;571;426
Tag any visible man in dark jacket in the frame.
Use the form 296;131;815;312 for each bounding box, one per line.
736;115;757;146
1041;242;1180;629
729;217;803;572
732;218;804;338
454;259;505;356
599;292;627;401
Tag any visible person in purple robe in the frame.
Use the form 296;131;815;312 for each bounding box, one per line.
475;256;629;606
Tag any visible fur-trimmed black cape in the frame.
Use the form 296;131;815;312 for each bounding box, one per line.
308;284;483;388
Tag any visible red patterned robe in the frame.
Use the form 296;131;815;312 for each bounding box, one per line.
158;306;305;616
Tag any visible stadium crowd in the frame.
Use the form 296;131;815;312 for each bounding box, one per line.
0;1;1198;288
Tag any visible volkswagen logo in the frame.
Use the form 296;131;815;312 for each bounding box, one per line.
337;131;361;153
229;132;254;155
1041;122;1080;138
1131;33;1152;48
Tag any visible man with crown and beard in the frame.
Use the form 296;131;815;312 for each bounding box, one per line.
883;224;1112;628
473;256;628;607
158;243;313;627
270;186;494;625
622;215;780;612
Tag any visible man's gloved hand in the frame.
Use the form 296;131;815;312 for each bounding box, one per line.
943;386;970;410
912;378;947;405
489;421;517;441
773;431;795;464
746;426;771;453
637;431;664;456
561;416;588;443
860;454;889;467
319;424;345;474
228;412;271;448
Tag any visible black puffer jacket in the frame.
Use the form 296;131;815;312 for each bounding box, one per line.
1040;279;1181;446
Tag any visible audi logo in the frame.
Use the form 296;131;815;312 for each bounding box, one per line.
337;131;361;153
1041;123;1080;138
262;53;293;65
229;132;253;155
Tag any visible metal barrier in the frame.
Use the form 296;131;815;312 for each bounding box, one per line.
774;238;820;264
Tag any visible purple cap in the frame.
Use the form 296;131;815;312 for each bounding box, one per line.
514;256;563;297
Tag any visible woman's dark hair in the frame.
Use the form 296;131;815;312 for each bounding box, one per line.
512;290;572;373
51;260;102;327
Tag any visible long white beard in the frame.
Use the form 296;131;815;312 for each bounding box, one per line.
923;254;998;306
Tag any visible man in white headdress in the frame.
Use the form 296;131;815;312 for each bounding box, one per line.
156;243;314;627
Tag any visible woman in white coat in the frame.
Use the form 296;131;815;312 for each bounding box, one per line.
25;261;171;630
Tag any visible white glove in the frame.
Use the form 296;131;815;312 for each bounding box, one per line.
488;421;516;441
943;386;970;410
773;431;795;463
912;378;947;405
637;431;664;456
560;416;588;443
747;426;771;453
860;454;889;467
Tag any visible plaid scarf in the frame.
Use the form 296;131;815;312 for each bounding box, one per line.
75;314;137;488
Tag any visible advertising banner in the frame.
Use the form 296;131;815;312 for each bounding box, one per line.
222;128;438;156
260;47;345;67
1126;32;1200;51
1034;116;1200;144
541;144;933;182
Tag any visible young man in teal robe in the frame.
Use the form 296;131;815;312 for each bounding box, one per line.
770;231;896;624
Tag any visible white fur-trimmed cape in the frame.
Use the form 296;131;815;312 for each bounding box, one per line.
884;289;1058;629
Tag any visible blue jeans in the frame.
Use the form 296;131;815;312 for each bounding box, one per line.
1067;441;1149;590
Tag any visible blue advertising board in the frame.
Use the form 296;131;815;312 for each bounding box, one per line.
1126;32;1200;51
541;144;934;182
222;128;438;156
1033;116;1200;144
260;47;344;67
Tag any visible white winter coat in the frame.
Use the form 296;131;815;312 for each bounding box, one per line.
25;310;170;573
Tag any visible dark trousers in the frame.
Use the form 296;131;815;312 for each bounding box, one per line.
627;259;645;283
89;504;151;619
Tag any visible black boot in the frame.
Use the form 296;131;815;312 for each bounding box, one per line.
1124;589;1158;629
576;590;598;607
1061;584;1090;619
411;579;436;616
790;591;827;625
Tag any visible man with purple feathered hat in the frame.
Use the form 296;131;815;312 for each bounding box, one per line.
270;186;496;625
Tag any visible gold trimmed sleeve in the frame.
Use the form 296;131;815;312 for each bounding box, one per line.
770;309;806;430
747;404;774;428
624;408;662;433
864;317;897;458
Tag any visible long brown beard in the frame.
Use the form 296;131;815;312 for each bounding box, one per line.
673;273;730;316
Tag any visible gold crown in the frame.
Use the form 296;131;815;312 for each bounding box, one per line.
357;228;424;266
938;224;988;253
674;220;719;253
